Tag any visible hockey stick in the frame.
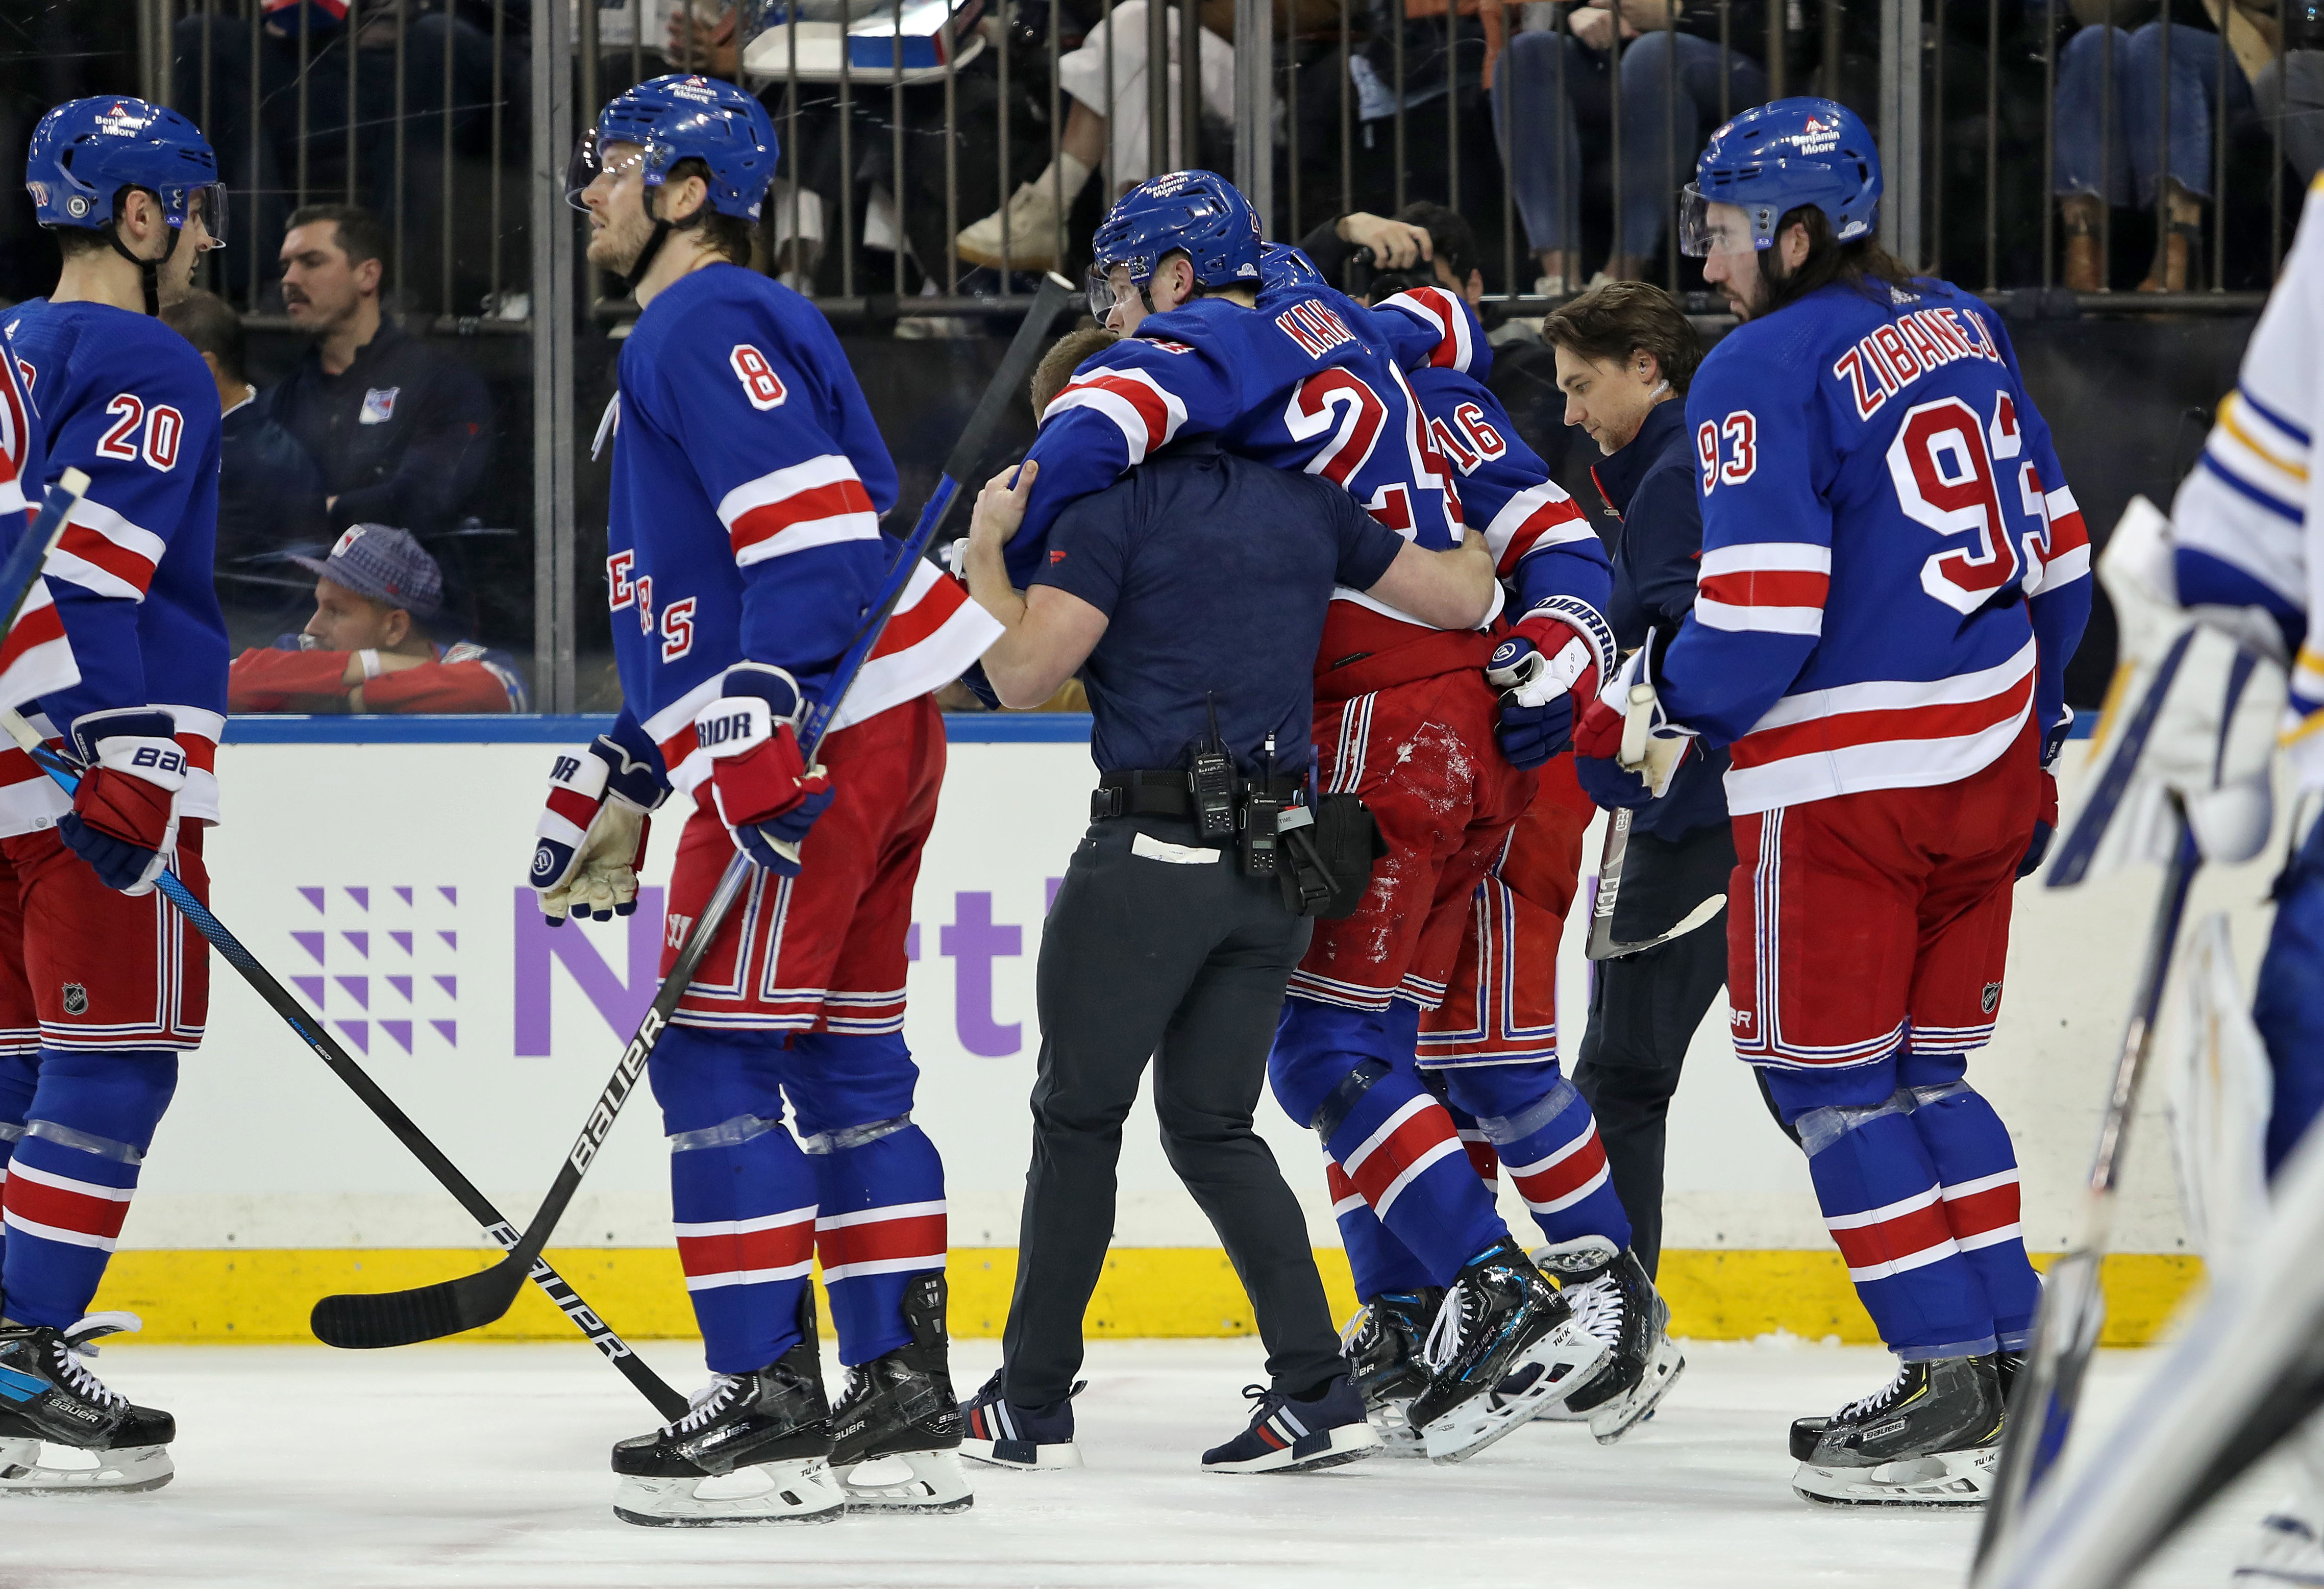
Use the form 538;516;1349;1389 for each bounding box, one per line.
0;706;690;1418
2043;626;2196;890
309;270;1082;1351
1975;798;2200;1570
1586;663;1715;960
0;468;87;635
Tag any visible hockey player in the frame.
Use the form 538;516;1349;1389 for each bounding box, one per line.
1322;254;1683;1454
972;182;1600;1463
538;75;998;1526
1573;98;2091;1505
0;96;232;1496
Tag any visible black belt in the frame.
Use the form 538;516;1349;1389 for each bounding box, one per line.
1091;769;1301;822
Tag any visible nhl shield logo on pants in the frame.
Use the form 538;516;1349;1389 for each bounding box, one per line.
61;983;87;1015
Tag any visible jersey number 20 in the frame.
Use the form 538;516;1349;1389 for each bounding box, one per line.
97;394;184;472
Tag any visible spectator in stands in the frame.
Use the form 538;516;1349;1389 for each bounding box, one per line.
1491;1;1768;293
161;288;329;569
2054;0;2279;292
228;524;527;714
1297;201;1485;304
267;205;493;534
2256;30;2324;181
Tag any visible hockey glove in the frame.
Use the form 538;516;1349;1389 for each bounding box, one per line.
1485;613;1599;771
1573;749;1653;811
532;734;665;924
696;664;836;877
1574;648;1695;796
58;709;186;896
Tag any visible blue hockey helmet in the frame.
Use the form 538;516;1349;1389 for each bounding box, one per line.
26;96;226;245
1678;96;1879;257
1087;170;1262;316
1259;241;1325;294
566;74;779;223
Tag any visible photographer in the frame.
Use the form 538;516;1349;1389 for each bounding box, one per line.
951;332;1498;1475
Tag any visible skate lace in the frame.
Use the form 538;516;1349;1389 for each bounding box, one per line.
666;1373;743;1435
49;1314;142;1411
1420;1282;1479;1374
1565;1275;1624;1349
1834;1364;1912;1423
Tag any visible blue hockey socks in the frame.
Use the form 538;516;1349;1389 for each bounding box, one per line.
652;1026;817;1375
1765;1062;1998;1360
1897;1053;2040;1349
0;1048;177;1329
1443;1059;1633;1253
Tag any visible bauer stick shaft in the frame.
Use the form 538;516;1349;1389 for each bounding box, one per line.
1977;799;2199;1568
310;271;1082;1350
0;707;690;1420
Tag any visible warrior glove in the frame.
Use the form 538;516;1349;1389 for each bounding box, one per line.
532;734;665;924
696;664;835;878
2017;708;2074;879
1485;613;1599;771
59;709;186;896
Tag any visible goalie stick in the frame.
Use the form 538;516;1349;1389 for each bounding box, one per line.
0;705;691;1420
310;270;1081;1352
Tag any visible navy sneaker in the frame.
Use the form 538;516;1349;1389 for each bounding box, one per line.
957;1372;1083;1470
1200;1376;1382;1475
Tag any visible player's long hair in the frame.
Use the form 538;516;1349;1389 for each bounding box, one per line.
1759;205;1917;319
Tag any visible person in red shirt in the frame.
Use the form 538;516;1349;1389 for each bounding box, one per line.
227;523;526;713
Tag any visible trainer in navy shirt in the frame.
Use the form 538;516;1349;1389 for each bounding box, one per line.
954;407;1494;1454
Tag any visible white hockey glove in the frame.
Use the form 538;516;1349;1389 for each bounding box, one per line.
2066;498;2289;873
58;708;185;896
531;734;664;924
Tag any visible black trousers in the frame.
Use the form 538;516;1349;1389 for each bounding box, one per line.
1001;815;1345;1407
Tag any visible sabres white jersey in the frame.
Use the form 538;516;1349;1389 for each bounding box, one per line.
2169;175;2324;772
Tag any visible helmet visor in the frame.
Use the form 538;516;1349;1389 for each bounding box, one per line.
183;181;229;249
1085;263;1147;322
565;129;650;213
1677;185;1777;259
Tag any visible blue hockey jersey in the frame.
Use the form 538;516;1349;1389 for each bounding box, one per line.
0;300;228;834
1009;280;1491;685
1657;276;2092;815
604;264;995;797
0;320;77;723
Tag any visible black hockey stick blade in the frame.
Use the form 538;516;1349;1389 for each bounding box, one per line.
311;853;756;1349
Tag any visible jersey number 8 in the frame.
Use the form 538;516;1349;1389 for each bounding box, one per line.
729;345;787;412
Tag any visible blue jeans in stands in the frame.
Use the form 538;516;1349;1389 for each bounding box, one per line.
2054;22;2252;203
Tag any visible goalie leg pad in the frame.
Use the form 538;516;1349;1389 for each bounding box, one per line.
652;1025;819;1375
1765;1060;2000;1359
1273;999;1507;1288
1445;1059;1633;1253
788;1031;946;1370
0;1049;176;1329
2256;818;2324;1179
1895;1053;2041;1347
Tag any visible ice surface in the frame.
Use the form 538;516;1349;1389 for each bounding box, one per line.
2;1338;2260;1588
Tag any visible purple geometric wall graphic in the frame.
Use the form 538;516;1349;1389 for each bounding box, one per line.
434;976;456;999
513;886;663;1056
386;976;412;1002
345;887;368;911
293;932;326;964
335;1021;368;1052
299;887;325;913
287;883;465;1048
390;932;412;954
906;923;920;961
393;887;412;906
438;932;457;950
380;1020;412;1053
431;1020;457;1045
335;976;369;1009
439;887;457;905
293;976;325;1005
342;931;369;958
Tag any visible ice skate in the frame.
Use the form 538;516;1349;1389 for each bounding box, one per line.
958;1372;1084;1470
0;1313;175;1496
1789;1353;2005;1507
609;1337;844;1527
827;1273;972;1514
1531;1238;1686;1443
1408;1237;1607;1464
1341;1289;1441;1456
1201;1375;1381;1475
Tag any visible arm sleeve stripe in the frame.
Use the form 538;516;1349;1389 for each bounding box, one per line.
2044;501;2090;551
1694;597;1825;636
1042;369;1186;464
1482;483;1588;570
2198;450;2305;523
1377;288;1475;373
2220;392;2310;479
47;498;165;600
2039;543;2092;588
719;455;882;566
1698;568;1831;609
2239;385;2313;449
1698;541;1833;577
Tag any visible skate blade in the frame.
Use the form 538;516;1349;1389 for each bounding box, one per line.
1589;1340;1687;1446
1423;1324;1612;1464
1368;1401;1430;1459
833;1449;974;1513
612;1457;847;1526
1203;1421;1381;1476
1791;1444;1997;1508
959;1435;1083;1472
0;1440;175;1497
